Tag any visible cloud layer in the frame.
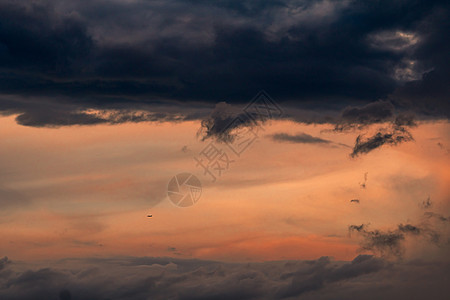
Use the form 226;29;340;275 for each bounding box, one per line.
0;0;449;126
1;255;450;300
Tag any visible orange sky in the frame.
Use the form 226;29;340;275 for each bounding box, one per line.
0;116;449;262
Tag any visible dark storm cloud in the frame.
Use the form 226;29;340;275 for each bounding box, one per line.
0;94;211;127
1;255;449;300
14;108;185;127
335;101;396;131
0;0;448;127
389;5;450;118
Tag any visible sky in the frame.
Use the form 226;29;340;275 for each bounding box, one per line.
0;0;449;299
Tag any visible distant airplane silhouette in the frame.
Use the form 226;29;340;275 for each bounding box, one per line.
350;199;360;203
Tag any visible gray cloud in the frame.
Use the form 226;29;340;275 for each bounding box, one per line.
275;255;386;298
349;224;408;258
350;114;416;157
271;132;331;145
331;100;418;157
397;224;421;234
349;224;367;232
420;196;433;209
269;131;352;149
335;101;396;131
424;212;450;222
0;187;30;210
0;95;211;128
350;128;414;157
197;102;258;143
59;289;71;300
349;212;450;258
0;257;10;271
0;255;449;300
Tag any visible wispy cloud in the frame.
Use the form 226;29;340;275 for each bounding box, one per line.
271;132;331;144
349;211;450;258
270;132;350;148
350;114;417;157
197;102;257;143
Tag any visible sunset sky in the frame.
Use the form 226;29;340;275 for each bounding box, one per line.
0;0;449;299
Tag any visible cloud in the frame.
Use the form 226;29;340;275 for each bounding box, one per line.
348;224;367;232
350;127;414;157
420;196;433;209
331;100;418;157
335;101;396;131
397;224;421;234
424;212;450;223
275;255;386;298
0;95;211;127
349;213;450;258
59;289;71;300
0;0;448;127
15;109;186;128
0;187;30;210
271;132;331;144
389;7;450;118
349;224;407;258
0;257;10;271
197;102;257;143
269;132;351;149
349;114;416;157
0;255;449;300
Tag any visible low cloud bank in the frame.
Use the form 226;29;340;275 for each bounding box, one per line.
0;255;449;300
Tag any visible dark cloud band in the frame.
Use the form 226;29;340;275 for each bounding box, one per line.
0;0;448;127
